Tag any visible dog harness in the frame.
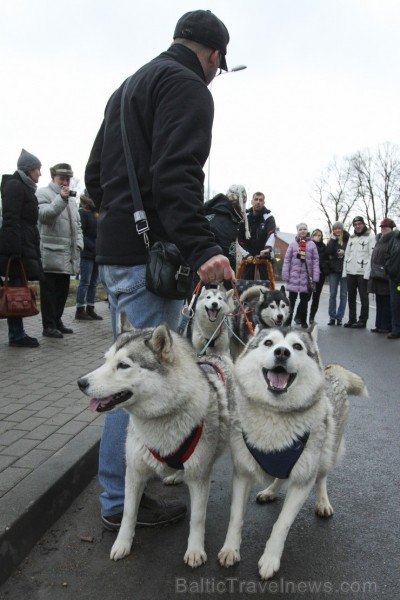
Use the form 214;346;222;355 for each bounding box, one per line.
148;422;204;470
243;431;310;479
147;361;225;469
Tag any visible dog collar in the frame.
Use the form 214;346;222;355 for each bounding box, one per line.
243;431;309;479
148;421;204;470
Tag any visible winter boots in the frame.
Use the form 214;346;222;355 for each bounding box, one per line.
75;306;103;321
75;306;93;320
86;305;103;320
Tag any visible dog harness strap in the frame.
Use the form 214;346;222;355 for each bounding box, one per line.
198;360;226;383
243;431;310;479
147;421;204;470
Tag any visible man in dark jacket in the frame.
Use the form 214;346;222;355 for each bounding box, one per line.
237;191;276;280
85;10;234;531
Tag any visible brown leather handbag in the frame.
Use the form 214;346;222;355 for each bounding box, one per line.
0;258;39;318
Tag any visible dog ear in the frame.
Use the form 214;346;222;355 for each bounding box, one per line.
119;311;135;334
150;323;174;363
280;285;286;295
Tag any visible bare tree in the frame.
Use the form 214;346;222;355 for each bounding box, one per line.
314;143;400;235
375;142;400;219
312;158;357;231
349;149;378;232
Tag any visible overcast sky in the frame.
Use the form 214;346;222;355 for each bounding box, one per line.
1;0;400;232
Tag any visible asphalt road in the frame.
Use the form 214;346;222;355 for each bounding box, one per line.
1;293;399;600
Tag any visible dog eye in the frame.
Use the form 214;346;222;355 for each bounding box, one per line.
293;343;303;351
263;339;273;347
117;362;130;369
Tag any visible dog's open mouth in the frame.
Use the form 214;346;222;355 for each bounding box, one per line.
89;390;133;413
206;307;220;322
263;367;296;394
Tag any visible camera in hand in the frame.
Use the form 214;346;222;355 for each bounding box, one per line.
69;190;77;197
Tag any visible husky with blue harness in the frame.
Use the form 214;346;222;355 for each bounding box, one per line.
219;325;368;580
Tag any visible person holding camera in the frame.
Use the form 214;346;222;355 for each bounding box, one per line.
37;163;83;338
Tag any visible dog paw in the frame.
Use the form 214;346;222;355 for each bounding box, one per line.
218;547;241;567
315;500;334;518
184;548;207;568
258;552;280;580
110;539;132;561
163;472;184;486
256;488;277;504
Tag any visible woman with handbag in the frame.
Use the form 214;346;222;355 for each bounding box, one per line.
282;222;320;328
366;218;397;334
0;149;44;347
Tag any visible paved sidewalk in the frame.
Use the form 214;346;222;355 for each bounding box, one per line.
0;301;112;584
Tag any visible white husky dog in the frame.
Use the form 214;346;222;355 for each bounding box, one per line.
218;326;367;580
190;286;235;356
78;318;236;568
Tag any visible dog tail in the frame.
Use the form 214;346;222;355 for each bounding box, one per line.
325;363;368;398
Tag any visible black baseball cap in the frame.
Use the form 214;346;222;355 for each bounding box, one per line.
173;10;229;71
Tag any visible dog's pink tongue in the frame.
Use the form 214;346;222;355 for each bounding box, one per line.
208;309;219;322
89;398;100;413
268;371;289;389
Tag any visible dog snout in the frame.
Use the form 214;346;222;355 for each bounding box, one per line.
274;346;290;360
78;377;89;392
211;302;219;309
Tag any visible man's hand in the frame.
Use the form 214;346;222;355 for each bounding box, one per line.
60;186;70;201
259;248;271;258
197;254;236;284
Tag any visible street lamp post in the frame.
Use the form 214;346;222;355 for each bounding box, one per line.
206;65;247;200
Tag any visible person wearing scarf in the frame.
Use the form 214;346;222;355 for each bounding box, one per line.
0;149;44;347
282;222;320;328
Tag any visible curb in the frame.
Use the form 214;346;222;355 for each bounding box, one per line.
0;426;101;585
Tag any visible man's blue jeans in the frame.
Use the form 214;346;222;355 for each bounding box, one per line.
76;257;99;306
328;273;348;321
98;264;182;517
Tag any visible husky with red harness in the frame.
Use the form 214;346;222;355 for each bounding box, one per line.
77;314;235;568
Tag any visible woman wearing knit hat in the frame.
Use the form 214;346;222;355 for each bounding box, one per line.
366;217;397;335
325;222;350;325
0;149;44;347
282;223;320;328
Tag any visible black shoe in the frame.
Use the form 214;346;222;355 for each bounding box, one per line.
327;319;335;326
351;321;366;329
336;320;342;326
343;321;355;328
101;493;187;531
294;316;301;325
56;321;74;334
9;335;39;348
43;327;63;338
371;328;390;333
301;322;308;329
387;332;400;339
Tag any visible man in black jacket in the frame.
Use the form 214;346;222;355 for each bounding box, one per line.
85;10;234;531
238;191;276;280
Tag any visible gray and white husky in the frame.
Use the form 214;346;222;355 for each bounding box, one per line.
78;318;235;568
219;325;368;580
231;285;290;360
190;286;235;356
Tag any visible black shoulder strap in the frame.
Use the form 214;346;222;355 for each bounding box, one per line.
120;77;150;247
